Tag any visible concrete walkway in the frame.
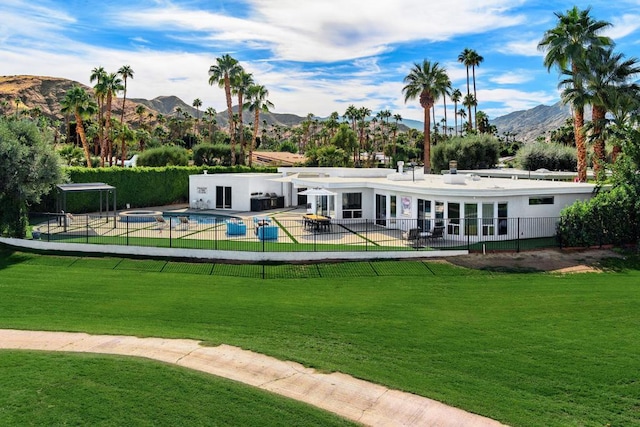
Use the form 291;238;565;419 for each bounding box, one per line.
0;329;507;427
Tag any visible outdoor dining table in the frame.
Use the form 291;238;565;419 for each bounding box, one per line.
303;214;331;232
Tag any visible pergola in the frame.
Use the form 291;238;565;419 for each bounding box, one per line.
56;183;117;230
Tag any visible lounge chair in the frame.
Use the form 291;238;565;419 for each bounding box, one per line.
176;216;192;231
155;216;168;230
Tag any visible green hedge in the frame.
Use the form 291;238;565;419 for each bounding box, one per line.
34;165;277;213
516;142;577;171
431;135;499;173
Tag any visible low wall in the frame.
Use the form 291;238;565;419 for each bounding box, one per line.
1;238;468;262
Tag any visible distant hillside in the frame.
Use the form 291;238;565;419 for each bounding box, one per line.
1;75;578;142
491;101;575;142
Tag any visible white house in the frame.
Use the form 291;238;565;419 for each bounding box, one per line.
188;167;599;241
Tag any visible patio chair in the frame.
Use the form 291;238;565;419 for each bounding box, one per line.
155;216;168;230
176;216;192;231
403;228;424;247
427;226;445;240
257;224;278;241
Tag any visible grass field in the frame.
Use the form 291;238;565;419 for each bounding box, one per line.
1;246;639;426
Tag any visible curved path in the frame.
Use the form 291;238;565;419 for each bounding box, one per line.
0;329;507;427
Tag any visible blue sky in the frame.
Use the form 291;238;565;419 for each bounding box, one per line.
1;0;640;123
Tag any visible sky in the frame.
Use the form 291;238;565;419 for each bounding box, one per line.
2;0;640;124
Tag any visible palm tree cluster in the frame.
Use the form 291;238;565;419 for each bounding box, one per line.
208;54;274;167
538;6;640;181
59;66;136;167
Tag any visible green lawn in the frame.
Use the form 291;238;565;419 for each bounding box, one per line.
0;351;354;427
1;246;639;426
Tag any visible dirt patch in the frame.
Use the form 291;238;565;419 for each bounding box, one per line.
445;248;623;273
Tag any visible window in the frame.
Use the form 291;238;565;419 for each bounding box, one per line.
447;202;460;235
482;203;495;236
529;196;554;205
216;186;232;209
464;203;478;236
498;202;508;235
418;199;432;231
435;201;444;228
342;192;362;218
390;196;397;219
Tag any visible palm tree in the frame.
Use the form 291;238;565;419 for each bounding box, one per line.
451;89;462;135
90;66;107;156
117;65;134;166
402;60;449;173
117;65;134;124
440;77;452;136
192;98;202;135
95;73;124;166
462;93;476;132
61;86;98;167
244;84;274;168
538;6;612;181
232;70;254;162
572;47;640;178
467;50;483;128
135;104;146;129
208;54;241;165
458;48;473;105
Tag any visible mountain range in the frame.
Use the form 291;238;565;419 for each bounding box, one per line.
1;75;572;142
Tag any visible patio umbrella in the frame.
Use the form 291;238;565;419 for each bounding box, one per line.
298;188;336;196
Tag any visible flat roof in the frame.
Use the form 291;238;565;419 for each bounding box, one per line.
291;173;599;197
57;183;115;192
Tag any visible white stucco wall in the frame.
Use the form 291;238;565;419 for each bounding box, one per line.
189;173;283;211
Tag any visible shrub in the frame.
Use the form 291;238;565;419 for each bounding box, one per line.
431;135;500;173
516;142;577;171
193;144;234;166
137;146;189;167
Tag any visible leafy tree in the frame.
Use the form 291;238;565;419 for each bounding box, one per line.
0;119;64;237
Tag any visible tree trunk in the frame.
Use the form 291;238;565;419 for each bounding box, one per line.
75;112;92;168
574;108;587;182
225;75;235;166
423;106;431;174
250;109;260;168
592;106;607;181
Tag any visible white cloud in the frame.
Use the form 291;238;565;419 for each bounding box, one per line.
489;70;535;85
113;0;525;62
606;14;640;40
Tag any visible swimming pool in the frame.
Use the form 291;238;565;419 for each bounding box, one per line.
164;213;240;225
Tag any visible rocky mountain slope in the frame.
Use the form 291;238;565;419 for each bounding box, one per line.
2;74;573;141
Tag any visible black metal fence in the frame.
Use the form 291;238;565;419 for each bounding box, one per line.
28;212;562;253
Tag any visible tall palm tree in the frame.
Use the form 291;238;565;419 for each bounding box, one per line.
95;73;123;166
467;50;483;128
89;66;107;156
232;70;254;162
571;47;640;178
61;86;98;167
208;54;241;165
244;84;274;168
440;77;452;136
117;65;134;124
117;65;134;166
458;48;473;105
538;6;612;181
462;93;476;132
192;98;202;135
451;89;462;135
402;60;449;173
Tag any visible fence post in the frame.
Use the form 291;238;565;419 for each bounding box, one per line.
169;218;172;248
517;217;520;253
86;215;89;244
126;217;129;246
